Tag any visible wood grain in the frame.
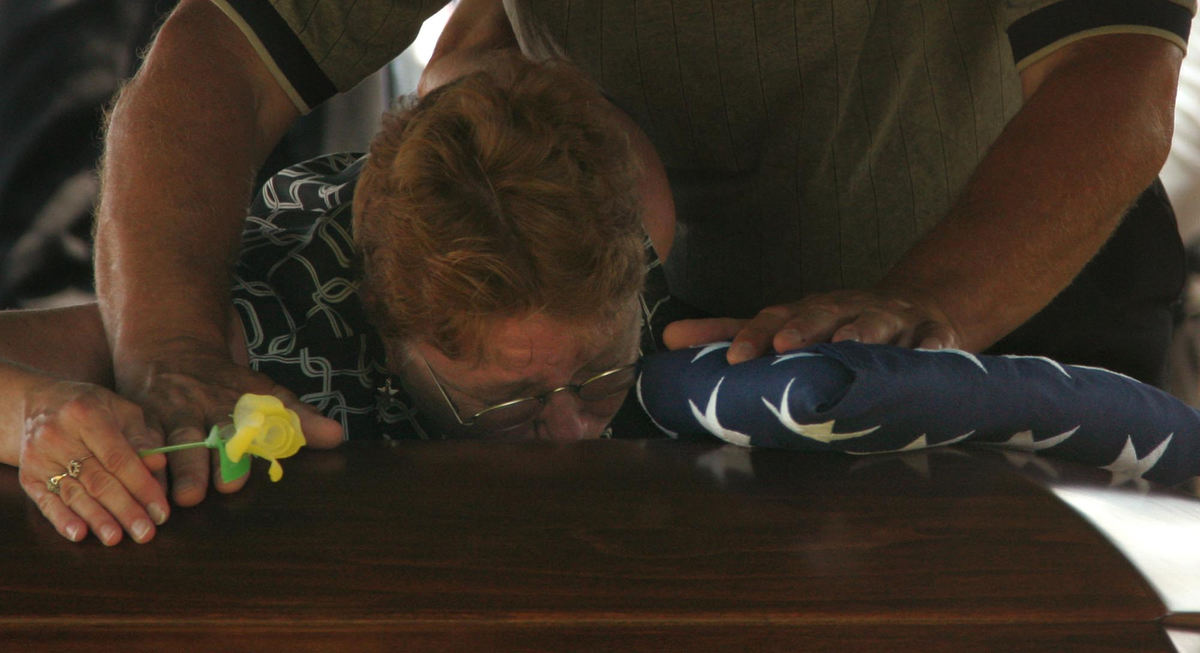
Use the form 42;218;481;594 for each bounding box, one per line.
0;440;1178;650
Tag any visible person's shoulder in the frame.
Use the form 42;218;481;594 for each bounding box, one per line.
210;0;434;110
252;152;365;216
1005;0;1194;71
236;152;366;312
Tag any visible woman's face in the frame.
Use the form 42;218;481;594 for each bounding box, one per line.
394;305;642;440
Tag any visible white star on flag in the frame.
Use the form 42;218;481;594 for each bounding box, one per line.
690;342;731;363
1101;435;1173;486
923;348;988;373
988;427;1079;451
688;377;752;446
761;378;879;443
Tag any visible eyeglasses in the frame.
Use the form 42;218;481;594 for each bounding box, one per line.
417;353;639;433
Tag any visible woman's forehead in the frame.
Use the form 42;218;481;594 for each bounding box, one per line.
418;307;640;387
476;311;638;369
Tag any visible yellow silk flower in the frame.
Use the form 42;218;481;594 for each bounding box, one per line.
225;394;307;481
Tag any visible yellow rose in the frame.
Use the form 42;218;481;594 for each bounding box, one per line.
225;394;306;482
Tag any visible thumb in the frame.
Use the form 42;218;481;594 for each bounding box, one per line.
295;406;344;448
269;387;344;448
662;317;746;350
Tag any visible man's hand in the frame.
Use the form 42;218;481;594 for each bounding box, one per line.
663;289;960;365
91;0;329;506
117;338;343;507
667;34;1183;368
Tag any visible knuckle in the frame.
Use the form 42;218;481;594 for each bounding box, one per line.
116;401;147;427
83;472;120;499
268;383;299;403
737;325;774;342
34;491;60;515
160;410;203;436
857;322;892;343
845;318;877;337
798;301;840;319
166;426;205;446
757;305;795;320
58;396;101;424
100;447;135;475
878;310;906;330
160;383;199;411
59;479;87;504
882;296;914;312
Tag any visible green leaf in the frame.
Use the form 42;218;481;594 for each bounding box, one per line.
212;424;250;483
205;425;224;449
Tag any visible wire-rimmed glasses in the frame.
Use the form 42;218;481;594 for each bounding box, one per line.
417;354;638;433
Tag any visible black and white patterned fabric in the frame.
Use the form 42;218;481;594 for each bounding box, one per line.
232;153;672;440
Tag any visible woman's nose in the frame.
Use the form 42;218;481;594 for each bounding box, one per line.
537;393;603;440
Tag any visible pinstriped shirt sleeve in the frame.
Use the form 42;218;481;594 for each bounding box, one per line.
209;0;444;112
1004;0;1197;70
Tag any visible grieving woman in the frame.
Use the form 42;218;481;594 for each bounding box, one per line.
0;54;675;544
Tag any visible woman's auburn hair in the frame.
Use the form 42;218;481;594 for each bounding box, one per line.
352;54;645;360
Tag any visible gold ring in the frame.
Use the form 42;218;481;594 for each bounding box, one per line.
46;472;70;495
66;455;94;478
46;455;94;495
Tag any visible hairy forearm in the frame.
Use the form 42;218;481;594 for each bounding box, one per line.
878;36;1180;352
94;0;297;385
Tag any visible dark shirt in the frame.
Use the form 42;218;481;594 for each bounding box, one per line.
232;153;675;439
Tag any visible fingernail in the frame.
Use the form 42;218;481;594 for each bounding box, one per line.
730;342;755;361
778;329;804;348
66;523;83;542
172;479;204;507
100;524;121;546
131;519;153;543
148;503;168;525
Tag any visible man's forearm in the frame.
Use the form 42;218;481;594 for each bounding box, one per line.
877;34;1182;352
94;0;297;383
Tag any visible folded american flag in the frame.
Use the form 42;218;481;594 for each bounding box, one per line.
636;342;1200;486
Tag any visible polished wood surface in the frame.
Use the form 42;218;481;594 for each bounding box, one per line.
1;440;1195;651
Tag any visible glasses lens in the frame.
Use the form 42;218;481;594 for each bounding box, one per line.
471;399;543;432
577;366;638;401
465;365;638;433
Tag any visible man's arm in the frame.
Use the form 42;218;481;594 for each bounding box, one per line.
876;33;1180;350
666;33;1183;362
94;0;342;507
97;0;297;359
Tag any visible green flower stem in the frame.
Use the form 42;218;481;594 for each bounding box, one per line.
138;441;210;457
138;424;232;457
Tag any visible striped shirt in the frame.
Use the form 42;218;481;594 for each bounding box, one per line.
212;0;1194;318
